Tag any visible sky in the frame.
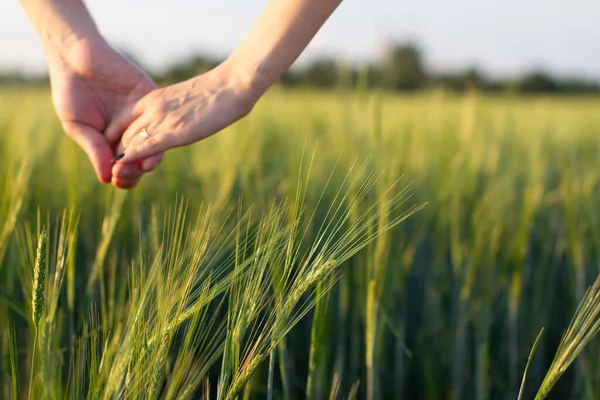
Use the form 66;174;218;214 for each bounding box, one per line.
1;0;599;80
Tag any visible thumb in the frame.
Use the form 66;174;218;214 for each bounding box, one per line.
63;122;113;183
104;101;142;146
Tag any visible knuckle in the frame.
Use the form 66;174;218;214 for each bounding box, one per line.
141;89;158;105
61;122;77;135
149;100;169;115
159;102;171;114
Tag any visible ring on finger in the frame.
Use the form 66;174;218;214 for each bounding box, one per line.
139;128;151;139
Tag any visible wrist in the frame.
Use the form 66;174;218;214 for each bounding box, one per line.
219;55;279;102
20;0;101;64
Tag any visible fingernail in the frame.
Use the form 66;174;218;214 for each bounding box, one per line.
111;153;125;163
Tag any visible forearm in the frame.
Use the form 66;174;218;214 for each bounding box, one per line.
226;0;342;96
19;0;100;62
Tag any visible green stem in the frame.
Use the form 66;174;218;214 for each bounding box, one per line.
28;326;38;400
267;348;275;400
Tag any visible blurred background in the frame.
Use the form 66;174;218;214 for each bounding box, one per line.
1;0;599;92
3;2;600;400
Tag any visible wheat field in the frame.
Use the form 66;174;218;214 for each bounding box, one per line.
2;86;600;399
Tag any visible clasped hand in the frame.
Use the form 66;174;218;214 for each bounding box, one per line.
52;36;259;190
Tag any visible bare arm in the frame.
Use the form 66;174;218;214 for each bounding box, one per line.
111;0;344;164
226;0;344;96
19;0;160;188
19;0;100;63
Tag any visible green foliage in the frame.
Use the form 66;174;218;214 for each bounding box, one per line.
2;87;600;399
5;42;600;94
382;44;426;91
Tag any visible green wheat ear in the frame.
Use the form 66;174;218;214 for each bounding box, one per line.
32;228;47;327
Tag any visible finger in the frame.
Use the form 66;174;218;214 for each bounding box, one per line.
104;102;144;146
114;131;163;172
63;123;113;183
112;162;145;181
141;153;163;172
119;125;178;163
111;176;142;190
114;114;153;155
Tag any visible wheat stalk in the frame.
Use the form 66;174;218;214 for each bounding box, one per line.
28;227;47;400
32;228;47;326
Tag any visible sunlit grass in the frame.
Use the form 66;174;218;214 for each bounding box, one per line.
2;87;600;398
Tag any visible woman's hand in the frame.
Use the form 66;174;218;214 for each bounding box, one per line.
108;0;342;176
106;62;260;170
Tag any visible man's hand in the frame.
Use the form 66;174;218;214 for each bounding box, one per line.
47;36;162;188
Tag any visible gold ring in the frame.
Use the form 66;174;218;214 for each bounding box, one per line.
139;128;151;139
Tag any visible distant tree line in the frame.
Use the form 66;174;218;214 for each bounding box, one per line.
2;42;599;95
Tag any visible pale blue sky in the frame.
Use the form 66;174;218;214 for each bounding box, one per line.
1;0;599;79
